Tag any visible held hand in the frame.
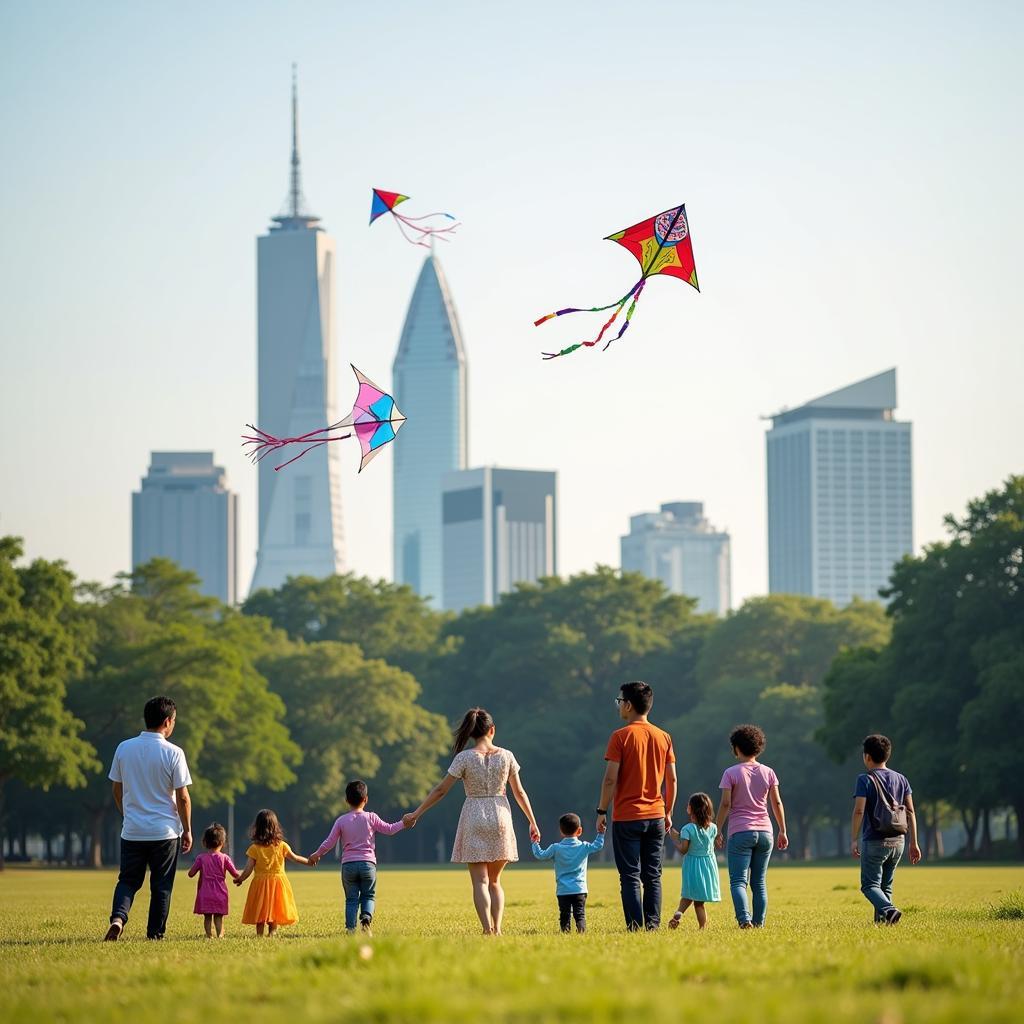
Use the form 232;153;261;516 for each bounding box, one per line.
181;831;193;854
669;827;680;839
529;823;541;843
596;813;607;835
715;833;725;850
233;877;243;886
308;854;320;867
664;815;673;833
851;841;860;859
909;843;923;865
402;813;418;830
776;831;789;851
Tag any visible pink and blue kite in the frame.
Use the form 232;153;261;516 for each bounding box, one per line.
243;365;406;472
370;188;459;248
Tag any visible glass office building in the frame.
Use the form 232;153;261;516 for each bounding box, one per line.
392;255;468;607
766;368;912;605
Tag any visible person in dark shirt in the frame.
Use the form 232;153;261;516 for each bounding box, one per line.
850;733;922;925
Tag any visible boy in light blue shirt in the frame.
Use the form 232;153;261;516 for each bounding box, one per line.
531;812;605;932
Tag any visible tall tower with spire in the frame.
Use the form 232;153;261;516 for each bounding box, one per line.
250;67;343;594
392;255;468;606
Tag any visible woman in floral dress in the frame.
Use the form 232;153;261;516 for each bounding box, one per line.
404;707;540;935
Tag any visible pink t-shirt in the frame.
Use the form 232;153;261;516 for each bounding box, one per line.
719;761;780;834
312;809;404;864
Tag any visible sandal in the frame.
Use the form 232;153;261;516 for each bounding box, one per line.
668;911;683;930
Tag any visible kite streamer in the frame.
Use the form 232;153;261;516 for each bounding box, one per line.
370;188;459;248
536;203;698;359
243;365;406;473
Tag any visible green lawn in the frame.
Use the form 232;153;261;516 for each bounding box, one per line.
2;864;1023;1022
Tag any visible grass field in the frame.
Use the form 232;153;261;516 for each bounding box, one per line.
2;864;1023;1023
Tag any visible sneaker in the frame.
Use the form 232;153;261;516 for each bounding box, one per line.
103;921;123;942
884;907;902;926
359;915;373;937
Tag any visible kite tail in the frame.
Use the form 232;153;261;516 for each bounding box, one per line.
242;425;352;471
601;281;646;352
392;212;461;248
538;279;644;359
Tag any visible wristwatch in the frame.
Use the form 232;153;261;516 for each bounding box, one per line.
596;808;607;816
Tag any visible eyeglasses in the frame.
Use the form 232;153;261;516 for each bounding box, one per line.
614;697;627;707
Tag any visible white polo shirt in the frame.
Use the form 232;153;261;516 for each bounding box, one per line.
109;731;192;841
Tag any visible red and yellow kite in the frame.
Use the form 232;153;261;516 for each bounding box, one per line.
535;202;699;359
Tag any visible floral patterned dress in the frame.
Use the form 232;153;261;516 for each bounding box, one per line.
448;747;521;864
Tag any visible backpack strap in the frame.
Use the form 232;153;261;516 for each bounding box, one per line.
867;771;895;811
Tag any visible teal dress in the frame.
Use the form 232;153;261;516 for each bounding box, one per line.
680;823;721;902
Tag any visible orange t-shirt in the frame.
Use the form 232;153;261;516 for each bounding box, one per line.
605;721;676;821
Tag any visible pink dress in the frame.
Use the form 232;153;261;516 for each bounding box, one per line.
188;851;240;915
449;747;521;864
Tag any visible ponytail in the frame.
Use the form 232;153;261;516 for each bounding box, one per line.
451;707;494;757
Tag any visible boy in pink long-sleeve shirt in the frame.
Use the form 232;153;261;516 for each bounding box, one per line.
308;780;405;934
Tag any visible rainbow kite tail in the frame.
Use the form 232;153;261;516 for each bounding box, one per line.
537;278;644;359
601;280;647;352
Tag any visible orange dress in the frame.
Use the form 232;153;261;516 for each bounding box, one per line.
241;842;299;925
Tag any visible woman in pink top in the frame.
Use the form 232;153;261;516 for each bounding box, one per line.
188;822;240;938
715;724;789;928
307;780;404;935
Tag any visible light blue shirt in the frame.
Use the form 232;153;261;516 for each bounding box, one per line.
531;833;605;895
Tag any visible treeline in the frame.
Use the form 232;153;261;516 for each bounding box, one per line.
1;477;1021;867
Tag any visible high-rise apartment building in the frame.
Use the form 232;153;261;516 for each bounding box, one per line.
250;70;343;594
766;368;912;605
620;502;731;615
392;254;468;607
441;467;556;613
132;452;238;604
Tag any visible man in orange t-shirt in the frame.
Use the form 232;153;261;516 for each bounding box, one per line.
596;680;676;930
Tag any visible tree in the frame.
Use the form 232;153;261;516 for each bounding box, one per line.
243;574;448;680
0;537;98;869
66;560;300;866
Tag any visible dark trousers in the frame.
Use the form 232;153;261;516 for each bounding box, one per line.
110;838;180;938
557;893;587;933
612;817;665;930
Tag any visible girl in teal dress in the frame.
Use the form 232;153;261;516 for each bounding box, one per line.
668;793;721;930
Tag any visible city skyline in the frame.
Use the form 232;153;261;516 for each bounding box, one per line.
2;3;1021;605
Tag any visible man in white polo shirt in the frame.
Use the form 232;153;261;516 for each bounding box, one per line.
104;695;193;941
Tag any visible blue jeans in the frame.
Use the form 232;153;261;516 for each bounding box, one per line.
612;818;665;930
727;830;773;926
341;860;377;930
110;837;180;938
860;838;904;920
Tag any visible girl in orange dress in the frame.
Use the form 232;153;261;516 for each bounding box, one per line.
234;809;309;936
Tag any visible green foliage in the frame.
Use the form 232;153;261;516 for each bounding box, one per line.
243;574;448;679
258;641;449;830
0;538;98;862
990;890;1024;920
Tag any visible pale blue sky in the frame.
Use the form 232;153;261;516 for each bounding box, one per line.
1;1;1021;604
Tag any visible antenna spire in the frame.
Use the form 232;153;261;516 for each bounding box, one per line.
289;63;301;218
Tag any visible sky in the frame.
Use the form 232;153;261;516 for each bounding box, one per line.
1;1;1022;606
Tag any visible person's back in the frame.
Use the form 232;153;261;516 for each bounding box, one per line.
112;731;190;840
607;721;674;821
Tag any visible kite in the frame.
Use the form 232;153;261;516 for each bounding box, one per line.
535;202;699;359
243;365;406;473
369;188;459;248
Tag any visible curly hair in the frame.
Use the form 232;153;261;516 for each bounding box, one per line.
249;808;285;846
729;724;766;757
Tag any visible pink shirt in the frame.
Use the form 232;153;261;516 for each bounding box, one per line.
312;809;404;864
720;761;780;834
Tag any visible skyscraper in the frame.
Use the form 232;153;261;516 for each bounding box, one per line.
766;368;913;606
620;502;731;615
132;452;239;604
392;254;468;607
441;467;557;613
250;69;343;595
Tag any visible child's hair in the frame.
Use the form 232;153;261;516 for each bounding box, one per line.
202;822;227;850
687;793;714;829
346;780;368;806
863;733;892;763
451;707;494;756
250;808;285;846
729;723;766;757
559;812;582;836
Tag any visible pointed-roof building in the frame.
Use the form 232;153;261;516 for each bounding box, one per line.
766;368;912;605
392;255;468;606
250;68;343;594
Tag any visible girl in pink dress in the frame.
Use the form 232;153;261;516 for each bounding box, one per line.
188;823;240;938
